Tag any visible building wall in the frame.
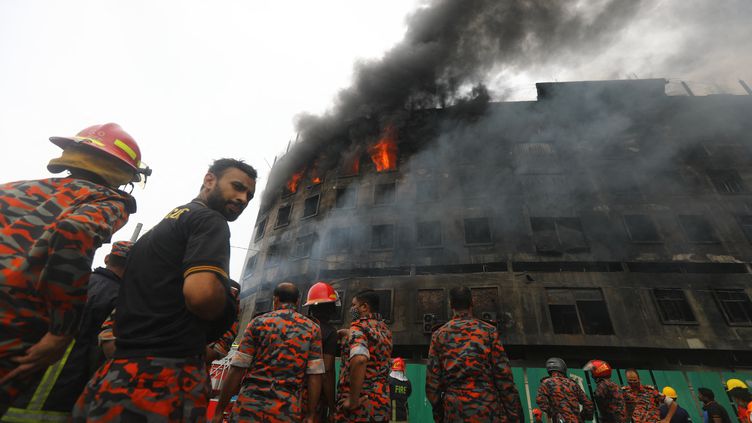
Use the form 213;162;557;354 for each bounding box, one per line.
238;79;752;366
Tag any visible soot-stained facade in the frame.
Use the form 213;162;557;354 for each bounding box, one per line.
239;79;752;368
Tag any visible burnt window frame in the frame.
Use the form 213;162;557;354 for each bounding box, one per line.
416;220;442;248
678;214;719;244
274;204;293;228
707;169;746;194
463;217;493;245
652;288;698;325
370;224;395;251
302;194;321;219
241;254;258;281
334;185;357;209
714;289;752;327
353;288;394;323
529;216;589;253
254;298;272;316
292;233;316;259
254;217;268;242
264;244;284;268
545;288;615;336
374;182;396;206
623;214;663;243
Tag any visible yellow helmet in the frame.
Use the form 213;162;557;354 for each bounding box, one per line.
726;379;749;392
662;386;678;399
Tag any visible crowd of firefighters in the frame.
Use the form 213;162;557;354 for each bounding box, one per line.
1;123;751;423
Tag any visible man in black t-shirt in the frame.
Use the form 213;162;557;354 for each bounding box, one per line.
73;158;256;422
699;388;732;423
305;282;340;422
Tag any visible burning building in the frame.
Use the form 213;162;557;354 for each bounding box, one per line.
239;78;752;369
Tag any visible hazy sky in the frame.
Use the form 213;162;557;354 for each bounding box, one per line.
1;0;750;280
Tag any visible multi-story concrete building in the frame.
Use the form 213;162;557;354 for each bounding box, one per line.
238;78;752;369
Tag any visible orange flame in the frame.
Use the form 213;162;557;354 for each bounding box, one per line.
368;126;398;172
286;171;304;193
312;176;322;184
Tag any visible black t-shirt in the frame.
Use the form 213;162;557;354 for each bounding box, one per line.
319;320;339;356
389;376;412;421
114;200;231;358
703;401;732;423
661;404;691;423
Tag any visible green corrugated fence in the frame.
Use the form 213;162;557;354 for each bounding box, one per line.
335;361;745;422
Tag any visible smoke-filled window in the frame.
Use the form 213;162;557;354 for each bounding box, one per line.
653;289;697;324
623;215;662;243
275;204;292;227
416;221;442;247
714;290;752;326
530;217;588;254
371;224;395;250
254;217;267;241
374;183;396;205
464;217;492;245
546;288;614;335
416;179;439;203
303;195;320;218
707;170;746;194
678;215;719;243
242;254;257;281
265;244;283;267
335;186;357;209
372;289;393;322
326;228;350;252
292;234;316;259
253;299;272;317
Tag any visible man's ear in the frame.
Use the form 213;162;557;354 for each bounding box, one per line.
104;254;111;266
202;172;217;190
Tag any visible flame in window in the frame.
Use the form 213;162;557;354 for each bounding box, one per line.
368;126;398;172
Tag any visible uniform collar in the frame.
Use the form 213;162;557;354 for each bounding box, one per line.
277;303;297;311
452;310;472;319
357;312;382;321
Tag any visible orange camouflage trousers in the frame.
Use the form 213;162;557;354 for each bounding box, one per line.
72;356;209;423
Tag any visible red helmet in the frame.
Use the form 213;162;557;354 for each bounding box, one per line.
392;357;405;372
583;359;612;379
304;282;338;306
50;123;150;181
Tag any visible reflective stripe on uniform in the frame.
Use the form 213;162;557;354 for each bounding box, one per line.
1;407;70;422
0;340;77;422
28;340;76;410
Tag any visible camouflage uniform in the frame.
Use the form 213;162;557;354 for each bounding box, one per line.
336;312;393;422
0;178;133;409
229;303;325;422
426;311;522;423
208;320;239;360
622;384;670;423
536;373;594;423
72;356;209;422
593;379;627;423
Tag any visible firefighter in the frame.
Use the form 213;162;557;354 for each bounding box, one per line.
426;286;522;423
212;282;324;423
304;281;340;422
536;357;594;423
388;357;411;423
584;359;627;423
5;241;134;420
726;379;752;423
336;289;393;422
660;387;692;423
622;369;677;423
73;158;256;422
0;123;148;417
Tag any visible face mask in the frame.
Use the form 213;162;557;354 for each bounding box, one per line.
350;306;361;321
